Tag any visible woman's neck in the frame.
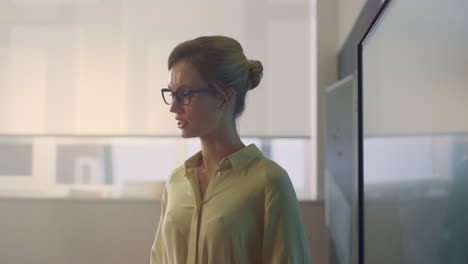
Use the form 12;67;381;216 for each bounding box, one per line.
198;132;245;173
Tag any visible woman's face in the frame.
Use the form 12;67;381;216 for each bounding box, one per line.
168;60;224;138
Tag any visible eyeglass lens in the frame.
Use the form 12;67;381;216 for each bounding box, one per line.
163;90;191;105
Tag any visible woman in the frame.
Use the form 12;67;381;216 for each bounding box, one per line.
151;36;311;264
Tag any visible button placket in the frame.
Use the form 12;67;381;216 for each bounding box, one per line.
202;170;223;203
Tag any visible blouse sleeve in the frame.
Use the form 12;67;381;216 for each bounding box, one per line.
150;186;168;264
262;167;312;264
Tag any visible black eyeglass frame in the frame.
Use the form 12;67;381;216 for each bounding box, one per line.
161;87;216;105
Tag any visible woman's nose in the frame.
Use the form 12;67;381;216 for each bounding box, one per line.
169;98;183;114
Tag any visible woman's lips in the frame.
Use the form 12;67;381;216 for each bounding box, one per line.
177;120;187;129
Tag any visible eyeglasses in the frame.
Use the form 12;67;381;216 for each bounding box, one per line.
161;87;215;106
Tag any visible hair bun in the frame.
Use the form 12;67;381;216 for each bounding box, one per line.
248;60;263;90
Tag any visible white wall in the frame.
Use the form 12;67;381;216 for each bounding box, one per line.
317;0;339;200
337;0;368;51
316;0;367;199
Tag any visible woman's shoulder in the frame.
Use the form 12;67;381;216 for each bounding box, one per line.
165;165;185;184
250;156;290;185
251;157;298;200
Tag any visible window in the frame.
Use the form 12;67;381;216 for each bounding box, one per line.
0;0;317;200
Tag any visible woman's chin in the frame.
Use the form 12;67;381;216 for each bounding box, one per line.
181;130;196;138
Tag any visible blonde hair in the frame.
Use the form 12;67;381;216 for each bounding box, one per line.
168;36;263;119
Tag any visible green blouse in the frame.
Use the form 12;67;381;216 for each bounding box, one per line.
151;144;311;264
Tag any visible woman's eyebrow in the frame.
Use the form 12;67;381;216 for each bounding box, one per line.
168;85;190;92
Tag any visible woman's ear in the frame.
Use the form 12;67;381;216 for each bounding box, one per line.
227;87;237;104
220;87;236;109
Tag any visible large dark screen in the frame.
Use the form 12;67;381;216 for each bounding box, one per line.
360;0;468;263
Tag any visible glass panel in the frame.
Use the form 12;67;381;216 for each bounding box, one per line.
325;76;357;264
362;0;468;263
0;0;314;137
270;138;311;199
56;144;112;185
0;0;317;199
0;135;313;199
0;137;33;176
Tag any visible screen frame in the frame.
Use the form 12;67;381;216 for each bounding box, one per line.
357;1;393;263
